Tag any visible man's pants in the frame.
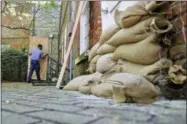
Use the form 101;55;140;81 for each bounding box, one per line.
27;60;41;82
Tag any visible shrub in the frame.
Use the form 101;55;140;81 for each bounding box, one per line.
1;48;28;82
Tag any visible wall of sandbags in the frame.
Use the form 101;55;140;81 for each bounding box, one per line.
88;1;173;76
63;1;186;103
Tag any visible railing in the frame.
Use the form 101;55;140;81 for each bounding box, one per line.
46;56;70;85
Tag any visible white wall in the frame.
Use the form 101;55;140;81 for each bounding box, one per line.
101;1;138;31
79;2;89;55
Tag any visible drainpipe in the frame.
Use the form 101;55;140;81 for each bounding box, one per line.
110;1;122;13
57;1;63;74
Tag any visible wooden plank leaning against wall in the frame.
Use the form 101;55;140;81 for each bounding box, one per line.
56;1;86;89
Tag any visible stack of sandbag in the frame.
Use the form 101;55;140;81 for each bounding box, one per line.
87;16;173;80
87;26;119;74
86;1;173;81
63;1;183;103
64;72;159;104
111;17;172;65
111;58;172;84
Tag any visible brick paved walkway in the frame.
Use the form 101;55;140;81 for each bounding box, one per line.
2;83;186;124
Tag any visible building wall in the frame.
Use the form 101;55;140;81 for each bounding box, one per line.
101;1;137;30
1;3;32;51
89;1;102;48
79;2;89;55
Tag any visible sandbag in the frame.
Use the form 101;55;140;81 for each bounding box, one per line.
107;17;173;46
168;65;186;85
150;17;173;34
111;58;172;83
99;24;121;45
63;72;102;91
114;2;149;28
112;59;146;73
86;64;96;74
108;73;158;104
91;81;123;98
96;53;116;73
87;55;101;74
88;43;100;62
97;44;116;55
90;55;101;64
112;33;166;65
139;58;172;83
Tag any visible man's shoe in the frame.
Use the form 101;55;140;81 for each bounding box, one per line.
27;81;31;83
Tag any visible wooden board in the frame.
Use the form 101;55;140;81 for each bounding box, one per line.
27;36;48;80
56;1;86;88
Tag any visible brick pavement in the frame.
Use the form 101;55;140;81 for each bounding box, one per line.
1;83;186;124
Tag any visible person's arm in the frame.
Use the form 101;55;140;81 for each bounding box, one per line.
41;52;48;59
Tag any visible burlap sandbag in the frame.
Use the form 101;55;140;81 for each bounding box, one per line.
109;73;158;104
114;2;149;28
112;33;166;65
91;81;123;98
97;44;116;55
88;43;100;62
150;17;173;34
63;72;102;91
111;58;172;83
107;17;173;46
139;58;172;83
99;24;121;45
86;64;96;74
90;55;101;64
96;53;116;73
112;59;146;73
168;65;186;85
87;55;101;74
79;74;102;94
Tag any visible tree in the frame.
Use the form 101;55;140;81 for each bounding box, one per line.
1;0;59;31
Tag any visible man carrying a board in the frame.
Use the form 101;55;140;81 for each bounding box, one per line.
27;44;48;83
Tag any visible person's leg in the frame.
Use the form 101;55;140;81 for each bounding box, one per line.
27;60;35;82
35;61;41;81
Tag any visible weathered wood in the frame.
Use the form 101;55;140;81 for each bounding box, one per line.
56;1;86;89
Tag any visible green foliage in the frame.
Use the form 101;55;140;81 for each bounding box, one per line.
1;48;28;82
42;0;57;12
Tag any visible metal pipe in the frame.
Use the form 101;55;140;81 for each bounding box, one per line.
57;1;63;74
110;1;122;13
